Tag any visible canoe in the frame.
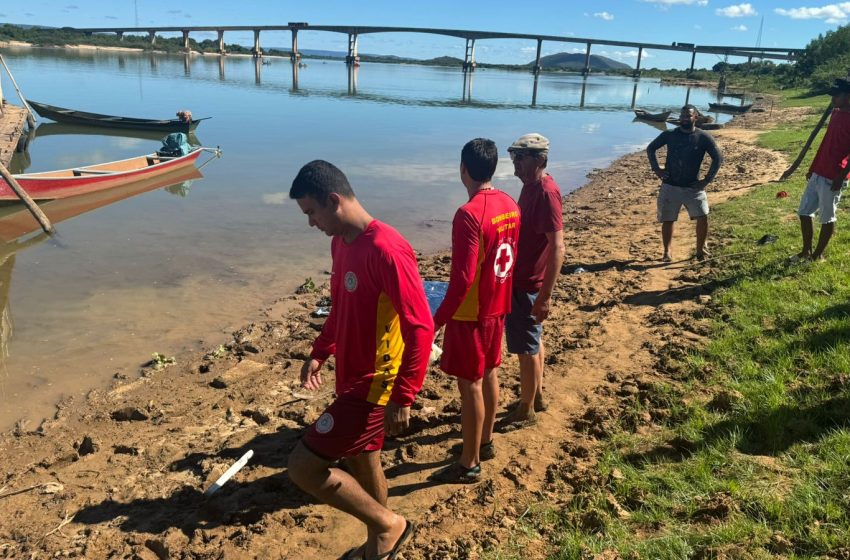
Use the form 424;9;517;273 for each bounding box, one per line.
634;109;672;122
28;101;210;133
7;148;204;201
708;102;753;114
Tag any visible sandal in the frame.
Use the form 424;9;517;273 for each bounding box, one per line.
428;462;481;484
374;520;414;560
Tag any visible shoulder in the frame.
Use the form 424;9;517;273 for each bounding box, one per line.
371;221;416;261
541;175;563;196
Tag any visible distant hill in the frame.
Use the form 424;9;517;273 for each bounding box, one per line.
423;56;464;66
536;52;631;71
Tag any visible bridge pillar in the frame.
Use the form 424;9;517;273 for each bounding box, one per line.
463;38;476;72
117;31;124;41
582;42;592;76
533;39;543;75
346;33;359;65
688;49;696;76
634;47;643;77
182;30;190;51
217;30;226;55
148;30;157;46
291;29;301;61
252;29;262;58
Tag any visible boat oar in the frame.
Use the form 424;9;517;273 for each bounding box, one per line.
0;163;54;235
779;102;832;181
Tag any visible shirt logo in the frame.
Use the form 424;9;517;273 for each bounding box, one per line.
315;412;334;434
494;242;515;279
344;271;358;292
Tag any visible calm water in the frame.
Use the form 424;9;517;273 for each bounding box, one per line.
0;47;732;429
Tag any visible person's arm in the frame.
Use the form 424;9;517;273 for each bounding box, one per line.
646;132;668;179
377;247;434;434
433;208;480;329
697;133;723;189
302;254;339;391
832;153;850;191
531;229;565;323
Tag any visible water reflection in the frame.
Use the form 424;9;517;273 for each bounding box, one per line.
347;64;358;96
0;167;202;370
461;71;473;103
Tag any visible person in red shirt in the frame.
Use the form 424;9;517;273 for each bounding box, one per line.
504;133;565;427
286;160;433;560
429;138;521;484
797;78;850;261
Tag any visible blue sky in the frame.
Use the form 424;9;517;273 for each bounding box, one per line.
1;1;847;68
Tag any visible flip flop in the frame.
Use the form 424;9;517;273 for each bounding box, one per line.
374;520;415;560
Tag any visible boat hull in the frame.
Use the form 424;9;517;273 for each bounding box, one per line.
29;101;207;133
8;149;203;201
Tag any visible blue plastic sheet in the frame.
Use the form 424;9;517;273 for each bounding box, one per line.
423;281;448;315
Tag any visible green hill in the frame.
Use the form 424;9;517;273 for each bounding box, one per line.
536;52;631;71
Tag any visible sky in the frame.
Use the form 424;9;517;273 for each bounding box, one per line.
1;0;847;68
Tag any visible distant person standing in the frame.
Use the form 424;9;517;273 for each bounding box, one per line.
286;160;433;560
797;78;850;261
504;133;565;427
647;104;723;262
430;138;520;483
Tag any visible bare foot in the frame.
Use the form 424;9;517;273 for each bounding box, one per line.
797;250;812;259
369;515;408;559
662;253;672;263
534;393;548;413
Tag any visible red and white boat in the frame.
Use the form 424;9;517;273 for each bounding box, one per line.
6;148;207;201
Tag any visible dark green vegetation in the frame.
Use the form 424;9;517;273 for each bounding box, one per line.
537;53;631;71
490;98;850;559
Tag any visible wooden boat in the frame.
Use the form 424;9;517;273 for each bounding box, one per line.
634;109;672;122
0;166;203;241
708;102;753;114
28;101;210;133
7;148;204;201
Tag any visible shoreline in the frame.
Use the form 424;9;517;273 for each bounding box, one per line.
0;100;802;557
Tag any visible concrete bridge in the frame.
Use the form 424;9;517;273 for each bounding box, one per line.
74;23;803;76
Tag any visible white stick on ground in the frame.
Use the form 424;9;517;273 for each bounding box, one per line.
204;450;254;497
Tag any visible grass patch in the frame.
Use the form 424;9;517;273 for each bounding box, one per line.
502;92;850;558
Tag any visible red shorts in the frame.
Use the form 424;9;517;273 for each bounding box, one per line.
440;316;505;381
302;395;385;460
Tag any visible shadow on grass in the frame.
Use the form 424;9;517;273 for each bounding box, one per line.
626;390;850;466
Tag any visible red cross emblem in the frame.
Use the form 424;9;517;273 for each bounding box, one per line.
494;242;514;279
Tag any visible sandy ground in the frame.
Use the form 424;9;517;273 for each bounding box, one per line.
0;105;800;559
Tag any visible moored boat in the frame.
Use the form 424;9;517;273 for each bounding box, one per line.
28;101;210;133
708;102;753;114
634;109;672;122
7;148;206;201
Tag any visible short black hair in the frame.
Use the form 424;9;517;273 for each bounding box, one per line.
461;138;498;182
289;160;355;205
681;104;698;114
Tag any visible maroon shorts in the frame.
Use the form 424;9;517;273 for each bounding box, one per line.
302;395;385;460
440;316;505;381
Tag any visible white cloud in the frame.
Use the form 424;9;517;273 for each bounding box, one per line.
594;11;615;20
642;0;709;5
775;2;850;23
716;3;758;16
731;24;749;30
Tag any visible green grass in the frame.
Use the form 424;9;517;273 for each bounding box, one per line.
489;93;850;559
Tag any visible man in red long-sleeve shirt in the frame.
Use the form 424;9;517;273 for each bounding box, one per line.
429;138;520;484
286;160;433;560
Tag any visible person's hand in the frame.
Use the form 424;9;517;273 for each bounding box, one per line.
692;179;709;191
531;295;551;323
654;169;667;181
300;359;323;391
384;401;410;436
806;171;813;180
832;177;845;192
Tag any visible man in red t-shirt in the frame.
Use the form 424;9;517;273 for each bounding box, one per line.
797;77;850;261
287;160;433;560
429;138;521;484
504;133;565;426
